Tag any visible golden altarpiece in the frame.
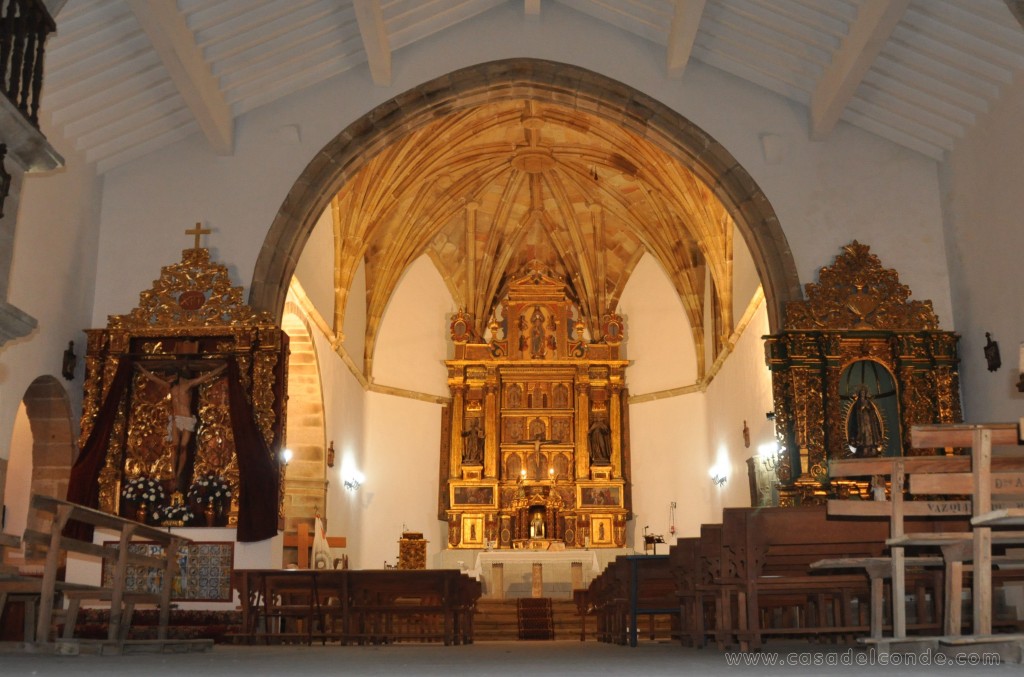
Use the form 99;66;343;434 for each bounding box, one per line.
66;232;285;542
440;264;630;550
764;242;962;506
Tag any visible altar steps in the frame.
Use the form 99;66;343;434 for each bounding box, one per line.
474;599;581;641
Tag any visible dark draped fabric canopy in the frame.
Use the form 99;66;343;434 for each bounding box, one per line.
226;357;280;542
65;356;280;542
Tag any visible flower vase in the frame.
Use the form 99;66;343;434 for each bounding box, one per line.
204;503;216;527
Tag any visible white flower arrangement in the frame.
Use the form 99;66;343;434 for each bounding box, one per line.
158;502;195;526
121;475;166;505
187;474;233;506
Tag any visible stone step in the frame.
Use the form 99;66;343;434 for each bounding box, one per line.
473;599;584;641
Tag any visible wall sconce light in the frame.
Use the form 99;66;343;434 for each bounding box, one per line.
765;411;775;421
342;466;364;492
711;474;727;487
326;441;335;468
281;448;293;466
758;442;783;472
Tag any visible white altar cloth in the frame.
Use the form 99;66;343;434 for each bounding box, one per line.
468;550;602;599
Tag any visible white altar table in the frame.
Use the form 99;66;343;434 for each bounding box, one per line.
468;550;602;599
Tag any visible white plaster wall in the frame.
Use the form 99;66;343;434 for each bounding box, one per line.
3;403;31;540
618;253;697;394
87;2;950;334
629;394;709;543
1;124;101;459
8;0;967;563
310;318;367;564
940;70;1024;422
703;302;775;511
732;227;760;329
361;391;444;570
293;208;335;324
371;256;454;397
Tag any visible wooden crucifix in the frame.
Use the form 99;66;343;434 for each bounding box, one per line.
283;523;347;569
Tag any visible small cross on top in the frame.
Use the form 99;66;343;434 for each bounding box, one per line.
185;222;211;250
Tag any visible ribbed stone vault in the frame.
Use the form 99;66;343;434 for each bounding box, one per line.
330;99;737;380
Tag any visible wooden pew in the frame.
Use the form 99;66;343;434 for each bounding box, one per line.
821;423;1024;651
586;554;680;647
721;505;902;651
232;568;480;646
2;494;209;653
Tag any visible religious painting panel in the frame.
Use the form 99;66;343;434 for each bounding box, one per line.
578;485;621;508
589;516;614;546
461;516;485;546
451;484;497;508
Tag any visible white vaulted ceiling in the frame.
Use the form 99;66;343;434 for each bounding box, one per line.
39;0;1024;174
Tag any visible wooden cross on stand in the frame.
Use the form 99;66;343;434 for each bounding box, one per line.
185;222;211;250
282;521;347;569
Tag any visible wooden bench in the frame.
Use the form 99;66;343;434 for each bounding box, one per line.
232;568;480;646
822;423;1024;652
0;493;210;654
586;554;680;647
720;505;912;651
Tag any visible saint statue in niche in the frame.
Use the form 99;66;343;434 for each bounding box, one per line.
530;512;546;539
848;385;884;457
529;306;546;358
588;415;612;465
461;420;484;465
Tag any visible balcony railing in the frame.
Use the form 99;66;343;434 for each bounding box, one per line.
0;0;55;129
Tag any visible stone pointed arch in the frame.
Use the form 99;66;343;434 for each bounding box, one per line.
12;376;76;553
249;58;800;331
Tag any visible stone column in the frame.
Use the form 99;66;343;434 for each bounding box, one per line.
575;377;590;481
609;383;623;479
450;383;466;478
484;376;499;478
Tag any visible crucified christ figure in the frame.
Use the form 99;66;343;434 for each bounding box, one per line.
136;362;227;489
518;419;560;481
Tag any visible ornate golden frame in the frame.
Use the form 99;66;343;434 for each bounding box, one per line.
764;242;962;505
82;242;288;523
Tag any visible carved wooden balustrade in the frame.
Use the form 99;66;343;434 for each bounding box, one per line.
0;0;55;128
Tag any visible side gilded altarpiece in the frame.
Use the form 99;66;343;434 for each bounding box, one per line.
68;231;286;541
764;242;962;506
441;264;630;550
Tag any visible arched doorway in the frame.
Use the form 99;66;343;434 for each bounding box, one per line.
3;376;75;560
280;299;328;565
248;59;800;330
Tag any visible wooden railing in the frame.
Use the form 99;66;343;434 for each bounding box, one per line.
0;0;55;128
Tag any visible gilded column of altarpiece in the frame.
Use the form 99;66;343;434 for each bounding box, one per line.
764;242;962;506
441;264;631;550
72;245;287;539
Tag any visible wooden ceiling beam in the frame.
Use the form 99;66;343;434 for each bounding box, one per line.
354;0;392;86
666;0;706;79
810;0;910;140
126;0;233;155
